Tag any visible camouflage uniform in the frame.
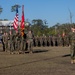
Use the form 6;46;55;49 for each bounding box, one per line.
47;36;50;46
40;36;43;46
2;32;8;52
27;30;34;53
9;31;18;53
69;31;75;64
35;36;38;47
44;36;47;46
50;36;53;46
20;32;27;52
2;33;5;51
38;37;41;47
54;36;58;46
57;35;62;46
16;33;21;51
9;32;14;53
5;33;8;50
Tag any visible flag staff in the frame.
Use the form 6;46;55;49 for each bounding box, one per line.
20;5;25;36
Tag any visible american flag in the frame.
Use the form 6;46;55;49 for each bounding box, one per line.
13;7;18;31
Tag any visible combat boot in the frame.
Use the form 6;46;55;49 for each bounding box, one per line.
29;51;33;54
71;59;74;64
73;59;75;64
10;52;14;54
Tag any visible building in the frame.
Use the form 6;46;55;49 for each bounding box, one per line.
0;20;30;33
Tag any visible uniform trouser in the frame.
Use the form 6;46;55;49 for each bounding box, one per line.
10;42;14;52
5;42;8;50
70;42;75;60
44;40;47;46
35;40;38;46
2;41;5;51
21;40;26;51
17;41;21;51
1;39;5;51
40;41;43;46
27;39;33;52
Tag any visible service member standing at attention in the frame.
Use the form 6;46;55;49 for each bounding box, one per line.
27;30;34;53
2;32;9;52
9;31;14;54
69;27;75;64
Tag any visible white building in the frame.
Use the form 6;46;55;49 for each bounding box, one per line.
0;20;13;26
0;20;30;33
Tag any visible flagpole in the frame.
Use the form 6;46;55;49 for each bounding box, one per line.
20;5;25;36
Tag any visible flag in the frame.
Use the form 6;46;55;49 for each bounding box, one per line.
20;5;25;30
13;6;18;31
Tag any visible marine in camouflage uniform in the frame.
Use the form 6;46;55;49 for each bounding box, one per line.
9;31;15;54
40;36;43;46
37;36;40;46
57;35;62;46
35;36;38;47
15;32;21;51
2;33;5;51
54;36;58;46
69;28;75;64
20;30;27;53
47;36;50;46
27;30;34;53
2;32;8;52
44;36;47;46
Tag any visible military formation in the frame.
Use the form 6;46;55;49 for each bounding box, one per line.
33;35;70;47
0;30;71;53
0;28;75;64
0;29;34;54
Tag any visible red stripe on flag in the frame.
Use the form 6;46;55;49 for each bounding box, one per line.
13;7;18;31
20;5;25;30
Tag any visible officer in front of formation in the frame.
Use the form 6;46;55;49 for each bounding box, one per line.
69;27;75;64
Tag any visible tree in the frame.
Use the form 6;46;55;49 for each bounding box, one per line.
31;19;49;36
11;4;21;12
0;6;3;14
32;19;48;30
4;19;8;21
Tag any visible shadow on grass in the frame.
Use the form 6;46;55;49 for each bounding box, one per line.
24;49;48;54
33;49;48;53
0;50;70;69
62;54;71;57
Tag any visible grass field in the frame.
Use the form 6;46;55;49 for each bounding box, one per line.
0;46;75;75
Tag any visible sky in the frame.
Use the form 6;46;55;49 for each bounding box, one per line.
0;0;75;27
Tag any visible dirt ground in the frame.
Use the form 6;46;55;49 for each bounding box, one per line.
0;46;75;75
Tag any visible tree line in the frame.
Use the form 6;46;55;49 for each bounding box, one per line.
0;5;75;36
30;19;75;37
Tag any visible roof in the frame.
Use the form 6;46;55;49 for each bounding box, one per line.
0;20;14;26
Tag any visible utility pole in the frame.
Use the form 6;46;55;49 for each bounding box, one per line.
68;9;73;24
